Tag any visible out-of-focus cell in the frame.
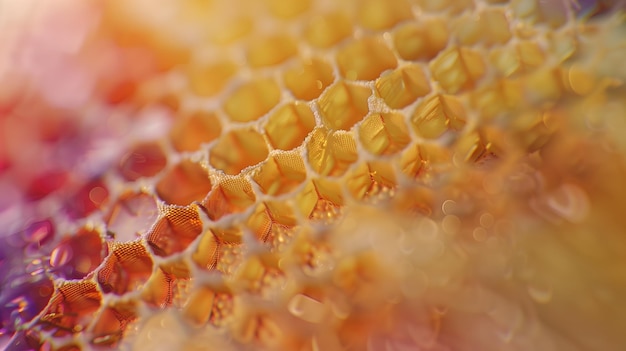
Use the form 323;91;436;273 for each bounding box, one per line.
146;204;203;257
22;219;55;246
246;201;296;242
25;170;68;201
247;35;298;68
264;102;316;150
156;160;212;206
414;0;475;13
523;67;563;104
318;81;370;131
210;129;269;175
97;241;153;295
287;293;325;323
253;151;306;196
183;287;217;325
346;161;397;200
265;0;311;18
296;179;343;219
223;78;280;123
359;112;411;156
208;15;253;45
356;0;413;30
106;191;159;242
0;275;54;338
283;58;334;101
469;78;525;119
489;40;545;77
118;141;167;181
430;47;486;94
411;94;467;139
336;37;397;81
400;143;451;180
186;61;237;97
204;177;257;220
65;178;109;219
170;110;222;152
376;65;431;109
307;128;358;176
453;8;511;46
89;302;136;347
37;281;101;337
393;18;449;61
305;11;352;48
50;228;107;280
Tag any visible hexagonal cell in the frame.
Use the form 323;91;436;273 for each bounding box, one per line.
146;204;203;257
264;102;316;150
118;141;167;181
186;60;237;97
247;34;298;68
411;94;467;139
357;0;413;30
210;129;269;175
156;160;212;206
204;176;257;220
453;129;504;167
246;201;297;242
140;268;175;307
283;58;334;101
170;111;222;152
393;19;449;61
253;151;306;196
89;301;136;347
305;11;352;48
453;8;511;46
223;78;281;122
336;37;397;81
106;192;159;242
296;178;344;220
346;161;397;200
469;78;525;119
413;0;474;14
359;112;411;155
50;228;108;280
307;128;358;176
399;143;451;180
37;281;102;337
97;241;153;295
318;81;370;131
429;47;486;94
375;65;431;109
231;253;283;295
489;40;545;77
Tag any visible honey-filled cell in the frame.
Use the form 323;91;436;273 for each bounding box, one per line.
210;129;269;175
156;160;213;206
265;102;316;150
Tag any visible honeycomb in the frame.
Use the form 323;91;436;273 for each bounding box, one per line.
1;0;626;350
